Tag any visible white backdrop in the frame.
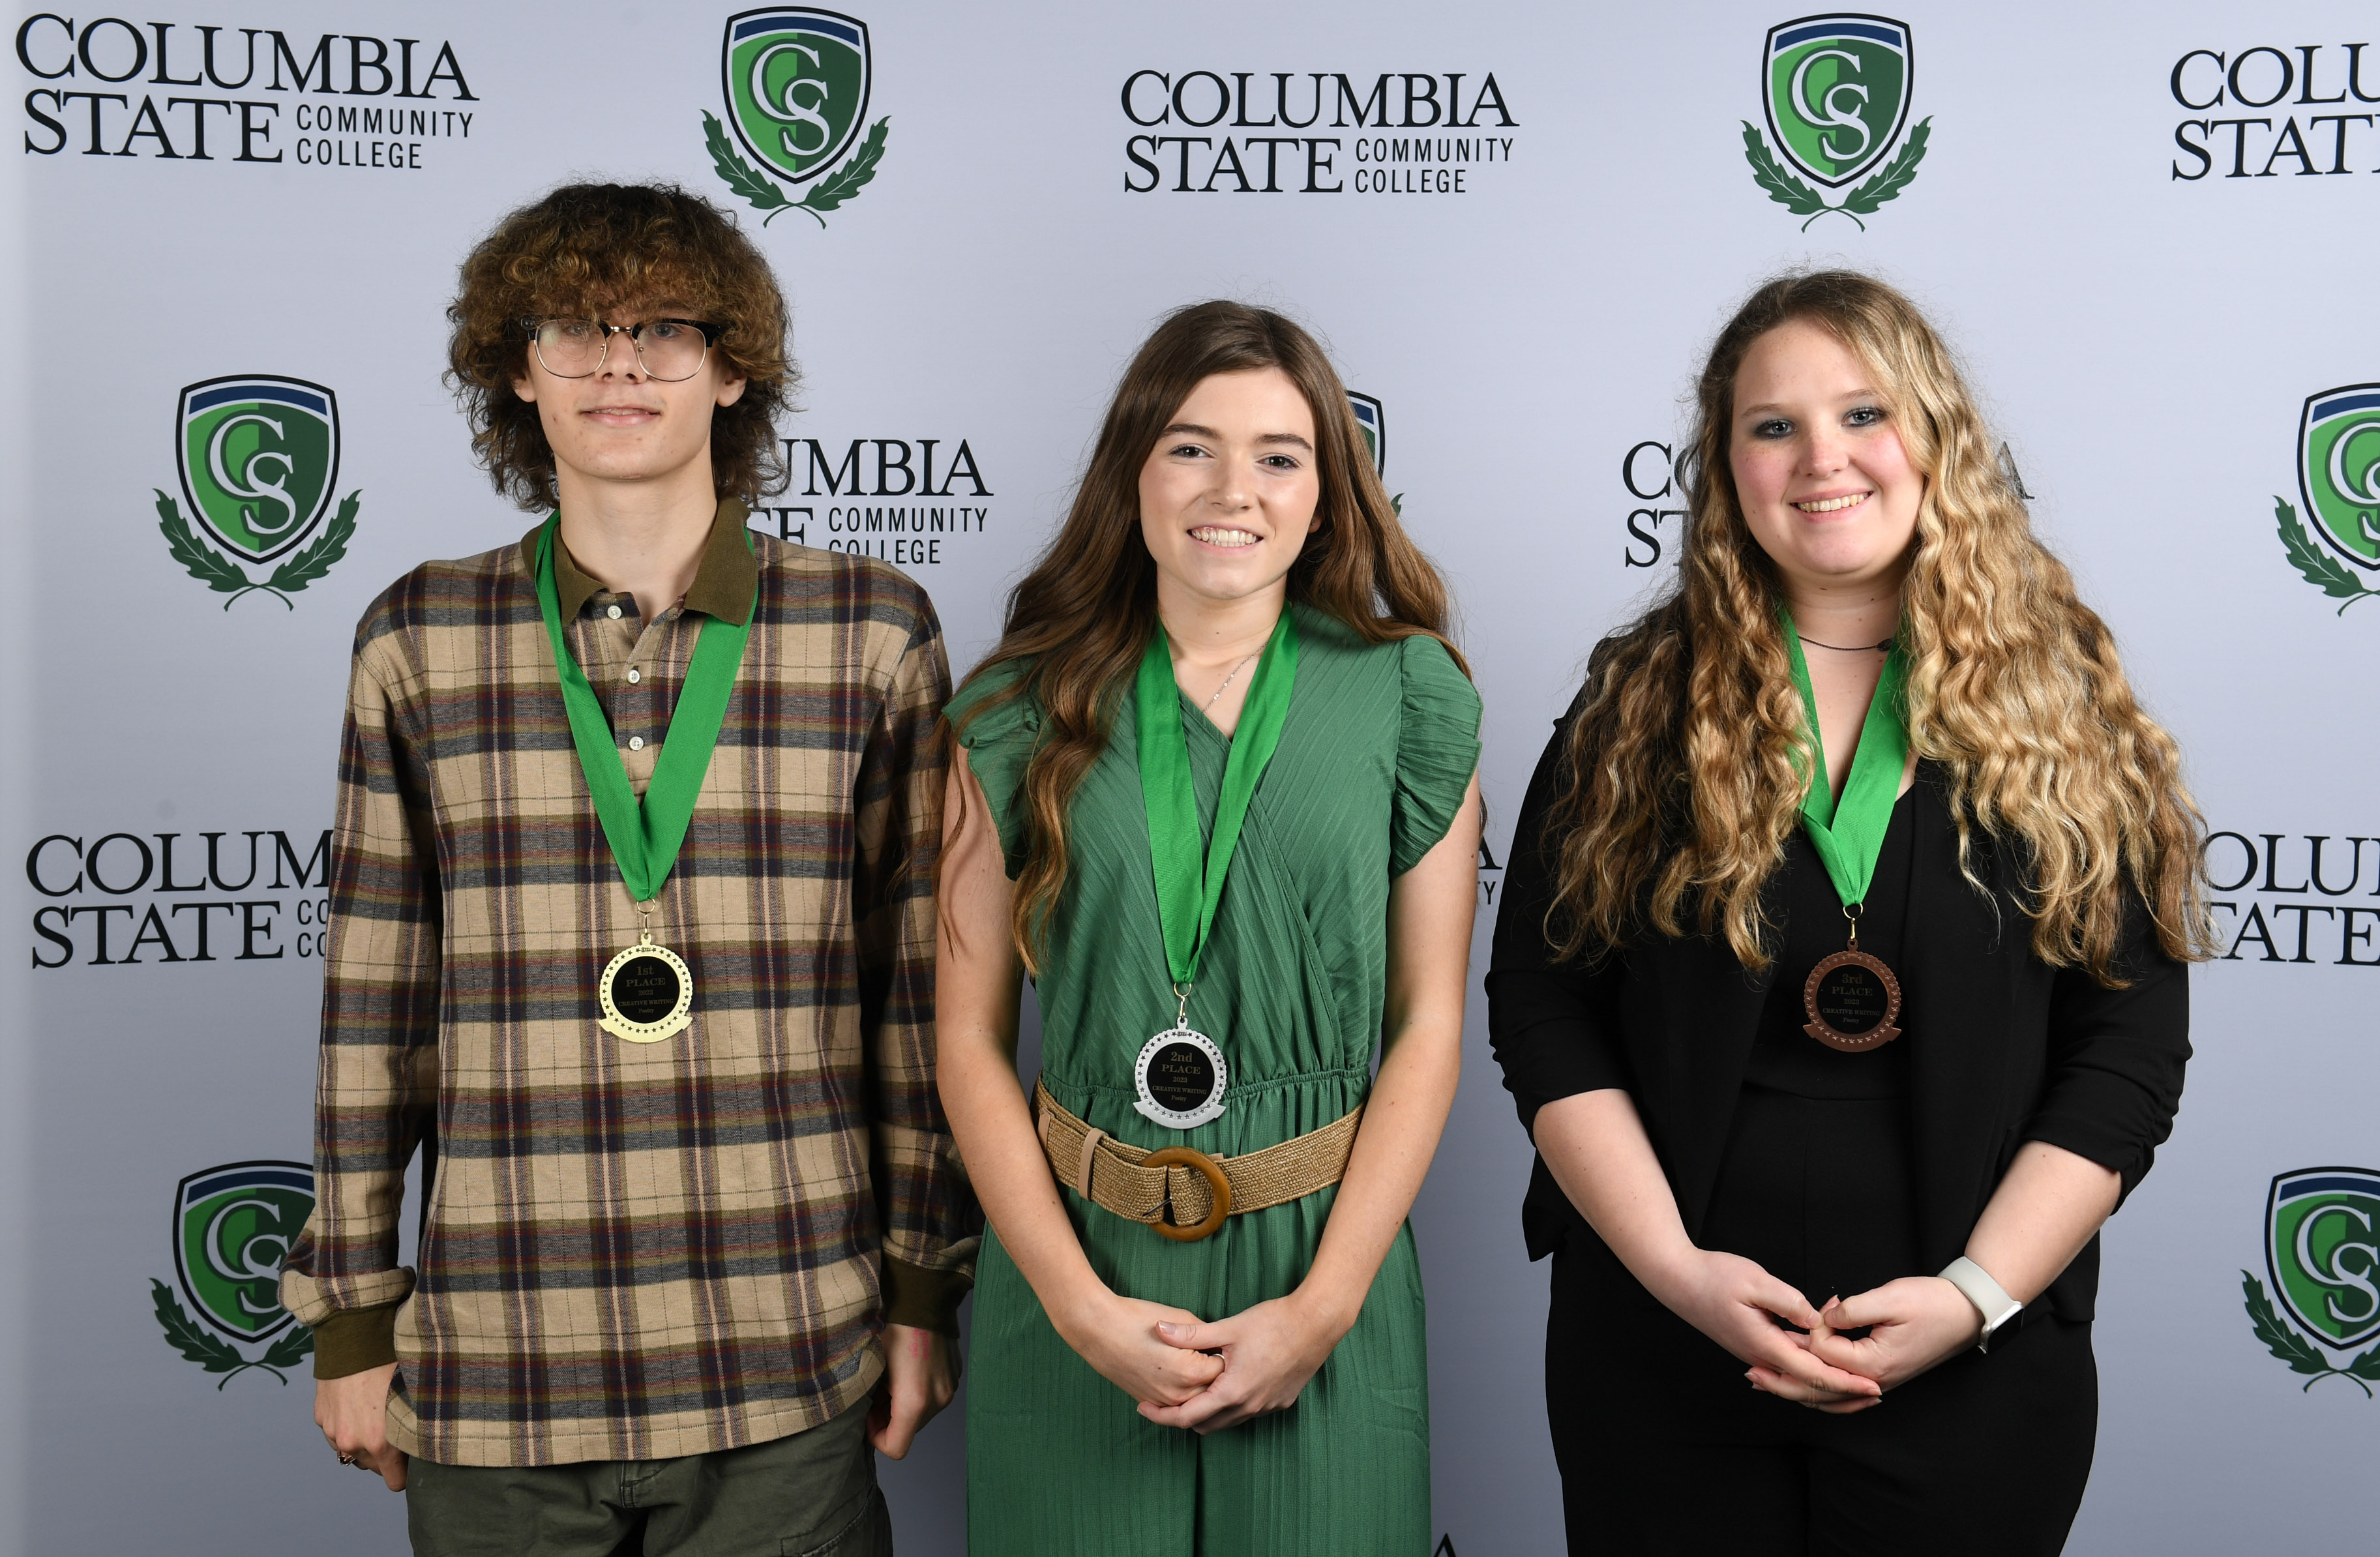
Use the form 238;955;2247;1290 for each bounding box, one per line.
4;3;2375;1552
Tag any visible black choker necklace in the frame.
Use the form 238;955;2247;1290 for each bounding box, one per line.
1797;634;1895;653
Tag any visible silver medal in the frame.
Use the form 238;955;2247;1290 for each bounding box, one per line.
1133;1027;1227;1129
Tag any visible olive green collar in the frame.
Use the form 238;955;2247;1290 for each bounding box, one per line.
528;497;756;625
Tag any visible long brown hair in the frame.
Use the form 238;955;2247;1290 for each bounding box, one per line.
1541;271;2212;983
955;300;1462;968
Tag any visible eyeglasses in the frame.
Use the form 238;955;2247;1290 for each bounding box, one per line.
521;316;725;382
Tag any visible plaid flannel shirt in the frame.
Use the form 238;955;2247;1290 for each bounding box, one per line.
280;500;977;1466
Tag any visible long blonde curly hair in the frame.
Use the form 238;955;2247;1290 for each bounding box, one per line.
1542;271;2212;983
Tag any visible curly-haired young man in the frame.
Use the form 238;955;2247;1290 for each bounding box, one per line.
279;183;976;1556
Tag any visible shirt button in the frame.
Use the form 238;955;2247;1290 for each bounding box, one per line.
627;668;642;684
628;736;645;751
606;604;623;619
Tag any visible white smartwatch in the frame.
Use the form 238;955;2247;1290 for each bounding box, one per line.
1938;1256;2024;1352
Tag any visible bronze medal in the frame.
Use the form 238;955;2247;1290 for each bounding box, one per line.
1780;615;1912;1054
1802;945;1901;1052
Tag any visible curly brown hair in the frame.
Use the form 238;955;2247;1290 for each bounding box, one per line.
445;182;796;511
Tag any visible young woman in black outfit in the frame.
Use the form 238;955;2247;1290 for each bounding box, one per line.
1486;272;2210;1555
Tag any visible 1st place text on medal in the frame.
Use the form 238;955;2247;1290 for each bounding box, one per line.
600;942;693;1043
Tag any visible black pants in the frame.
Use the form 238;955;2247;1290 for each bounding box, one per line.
1545;1091;2098;1556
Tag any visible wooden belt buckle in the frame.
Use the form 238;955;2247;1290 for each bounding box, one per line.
1141;1147;1231;1241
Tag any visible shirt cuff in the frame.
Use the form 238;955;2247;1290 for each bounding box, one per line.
309;1300;404;1379
882;1255;972;1336
2023;1071;2171;1206
1487;1013;1633;1133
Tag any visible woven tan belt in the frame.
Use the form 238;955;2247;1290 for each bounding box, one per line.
1034;1079;1361;1242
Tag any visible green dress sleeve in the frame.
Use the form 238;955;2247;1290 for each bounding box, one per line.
1389;633;1484;876
945;662;1041;880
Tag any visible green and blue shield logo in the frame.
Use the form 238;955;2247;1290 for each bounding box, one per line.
173;1161;313;1341
151;1160;318;1386
153;376;360;608
1763;14;1912;187
1348;391;1386;477
1346;391;1404;513
175;376;339;564
1742;14;1929;230
2267;1168;2380;1351
721;8;871;185
702;9;890;228
2297;386;2380;574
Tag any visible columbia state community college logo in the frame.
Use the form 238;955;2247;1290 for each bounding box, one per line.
153;376;360;608
2243;1167;2380;1396
1743;14;1931;230
702;8;888;228
151;1161;318;1387
2275;385;2380;613
1346;390;1403;512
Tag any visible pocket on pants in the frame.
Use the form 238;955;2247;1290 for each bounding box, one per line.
782;1485;889;1557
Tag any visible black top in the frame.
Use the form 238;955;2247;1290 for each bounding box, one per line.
1485;717;2192;1321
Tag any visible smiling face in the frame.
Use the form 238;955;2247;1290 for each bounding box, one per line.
1728;318;1924;597
1137;368;1323;612
512;297;747;499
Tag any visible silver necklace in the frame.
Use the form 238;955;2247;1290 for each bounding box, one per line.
1206;651;1258;711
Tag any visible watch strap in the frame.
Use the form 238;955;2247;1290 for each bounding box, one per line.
1938;1256;2023;1352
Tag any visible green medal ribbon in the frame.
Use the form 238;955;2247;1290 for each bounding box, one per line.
1135;610;1300;993
1781;608;1909;913
532;514;756;906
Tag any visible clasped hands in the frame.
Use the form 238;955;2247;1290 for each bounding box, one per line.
1057;1288;1348;1434
1651;1248;1986;1415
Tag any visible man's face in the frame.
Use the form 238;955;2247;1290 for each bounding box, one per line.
511;297;747;497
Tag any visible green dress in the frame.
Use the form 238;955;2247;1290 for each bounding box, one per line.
948;606;1481;1557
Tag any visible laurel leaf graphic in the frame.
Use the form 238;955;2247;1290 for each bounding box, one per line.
702;111;794;218
2240;1271;2369;1393
2274;497;2380;613
799;117;889;217
1843;117;1931;215
264;491;359;595
151;1279;247;1374
260;1323;316;1371
153;491;251;595
1740;123;1826;215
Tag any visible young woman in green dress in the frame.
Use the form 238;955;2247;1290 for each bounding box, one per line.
936;301;1483;1556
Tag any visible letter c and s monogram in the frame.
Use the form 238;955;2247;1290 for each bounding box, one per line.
2298;1204;2380;1326
751;41;831;157
1791;48;1871;160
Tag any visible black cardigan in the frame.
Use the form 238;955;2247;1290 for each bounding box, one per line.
1485;720;2192;1322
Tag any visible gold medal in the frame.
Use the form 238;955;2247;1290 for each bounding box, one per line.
598;922;692;1043
532;520;749;1051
